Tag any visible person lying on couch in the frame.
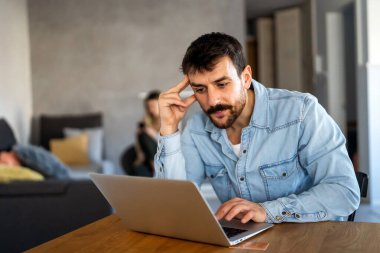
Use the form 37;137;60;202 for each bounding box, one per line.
0;145;70;179
0;151;21;166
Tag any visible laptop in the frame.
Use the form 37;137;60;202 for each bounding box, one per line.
89;173;273;246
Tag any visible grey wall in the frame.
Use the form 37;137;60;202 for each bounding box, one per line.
28;0;245;170
0;0;32;144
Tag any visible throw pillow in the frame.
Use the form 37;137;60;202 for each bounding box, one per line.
63;127;103;164
0;165;44;183
50;133;90;166
13;145;70;179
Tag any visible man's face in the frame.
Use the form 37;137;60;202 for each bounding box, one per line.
188;56;248;129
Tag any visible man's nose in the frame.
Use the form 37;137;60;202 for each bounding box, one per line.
207;87;221;106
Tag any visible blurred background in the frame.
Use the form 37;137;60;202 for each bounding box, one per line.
0;0;379;207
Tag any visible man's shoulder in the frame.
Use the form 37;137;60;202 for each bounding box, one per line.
264;87;318;129
266;87;318;108
254;80;317;108
266;87;315;101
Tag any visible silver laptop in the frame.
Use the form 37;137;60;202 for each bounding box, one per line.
90;173;273;246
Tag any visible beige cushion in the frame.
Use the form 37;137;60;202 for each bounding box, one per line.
50;133;90;166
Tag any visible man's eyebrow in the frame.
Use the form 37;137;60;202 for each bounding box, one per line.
190;82;205;87
190;76;231;87
212;76;231;83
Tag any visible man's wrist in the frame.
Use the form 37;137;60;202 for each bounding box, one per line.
160;125;178;136
258;203;273;223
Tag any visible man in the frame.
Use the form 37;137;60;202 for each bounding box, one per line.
154;32;360;223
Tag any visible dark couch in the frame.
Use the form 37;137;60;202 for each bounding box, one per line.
0;179;111;252
0;117;112;252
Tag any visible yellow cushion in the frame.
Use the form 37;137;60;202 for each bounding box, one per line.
0;165;44;183
50;133;90;166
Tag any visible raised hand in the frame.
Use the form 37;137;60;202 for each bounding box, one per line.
159;76;196;135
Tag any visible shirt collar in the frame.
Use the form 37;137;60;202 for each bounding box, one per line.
249;79;269;128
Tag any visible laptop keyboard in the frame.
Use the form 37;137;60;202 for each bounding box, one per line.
222;227;248;238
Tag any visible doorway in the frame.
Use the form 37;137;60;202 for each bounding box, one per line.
325;3;358;170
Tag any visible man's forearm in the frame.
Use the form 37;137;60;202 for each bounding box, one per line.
259;181;360;223
154;131;187;179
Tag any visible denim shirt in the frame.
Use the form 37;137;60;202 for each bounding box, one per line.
154;80;360;223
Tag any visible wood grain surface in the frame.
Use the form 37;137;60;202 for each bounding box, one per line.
26;214;380;253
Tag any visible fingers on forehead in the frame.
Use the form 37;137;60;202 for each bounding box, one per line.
170;76;189;92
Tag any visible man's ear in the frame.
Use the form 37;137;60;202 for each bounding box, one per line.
241;65;252;89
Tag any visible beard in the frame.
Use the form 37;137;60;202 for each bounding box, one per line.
206;104;239;129
204;87;247;129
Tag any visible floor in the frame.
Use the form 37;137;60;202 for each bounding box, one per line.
200;182;380;223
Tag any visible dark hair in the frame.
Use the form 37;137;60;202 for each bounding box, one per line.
145;90;160;102
181;32;246;75
144;90;160;111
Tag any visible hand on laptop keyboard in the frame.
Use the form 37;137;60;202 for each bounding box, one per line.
216;198;266;223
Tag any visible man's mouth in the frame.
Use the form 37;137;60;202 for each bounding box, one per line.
213;110;226;118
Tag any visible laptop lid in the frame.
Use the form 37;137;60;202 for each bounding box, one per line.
90;173;272;246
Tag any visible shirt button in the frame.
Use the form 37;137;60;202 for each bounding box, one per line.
275;216;282;221
242;150;247;154
240;177;245;181
282;172;287;177
295;213;301;219
210;175;215;179
281;211;287;216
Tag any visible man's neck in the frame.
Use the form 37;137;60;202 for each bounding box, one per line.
226;89;255;145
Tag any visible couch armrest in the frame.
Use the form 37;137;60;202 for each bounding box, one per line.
0;179;112;252
0;179;68;196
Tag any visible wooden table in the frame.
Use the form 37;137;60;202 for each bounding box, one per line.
27;214;380;253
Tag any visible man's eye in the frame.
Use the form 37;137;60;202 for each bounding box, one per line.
194;87;206;93
217;83;228;88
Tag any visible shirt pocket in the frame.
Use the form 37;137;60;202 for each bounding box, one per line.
204;164;231;203
259;154;300;200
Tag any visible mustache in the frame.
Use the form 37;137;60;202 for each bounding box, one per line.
206;104;233;115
